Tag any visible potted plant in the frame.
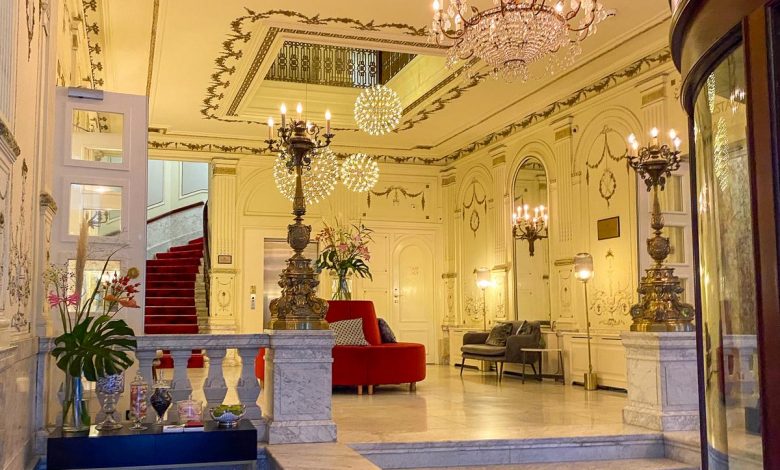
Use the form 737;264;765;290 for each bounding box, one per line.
44;218;140;432
315;218;373;300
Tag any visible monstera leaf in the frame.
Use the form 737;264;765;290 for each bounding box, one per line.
51;315;137;381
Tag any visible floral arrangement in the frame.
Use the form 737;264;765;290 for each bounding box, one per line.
45;219;139;382
315;219;373;300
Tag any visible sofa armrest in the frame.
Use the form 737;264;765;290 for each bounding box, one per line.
505;334;542;364
462;331;489;345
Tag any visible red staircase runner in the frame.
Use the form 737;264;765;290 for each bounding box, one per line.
144;238;205;368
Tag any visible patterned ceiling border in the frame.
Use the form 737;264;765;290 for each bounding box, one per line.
81;0;105;88
203;8;435;123
147;138;447;166
443;48;673;161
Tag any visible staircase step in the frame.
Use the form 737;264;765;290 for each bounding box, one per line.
145;280;195;290
146;265;200;274
147;259;202;267
156;251;203;260
144;324;199;334
169;245;203;253
146;297;195;307
146;288;195;298
144;306;197;316
189;237;204;244
147;273;197;282
144;314;198;325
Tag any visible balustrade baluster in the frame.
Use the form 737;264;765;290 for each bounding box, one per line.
135;349;158;423
236;347;262;425
203;348;228;411
168;349;193;423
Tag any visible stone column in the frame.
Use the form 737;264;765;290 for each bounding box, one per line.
207;157;240;335
550;117;576;328
441;172;458;326
621;332;699;431
263;330;336;444
35;192;57;337
490;147;510;322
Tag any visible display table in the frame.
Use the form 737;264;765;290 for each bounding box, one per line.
46;421;257;469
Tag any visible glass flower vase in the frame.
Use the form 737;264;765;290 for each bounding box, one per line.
62;372;91;433
331;271;352;300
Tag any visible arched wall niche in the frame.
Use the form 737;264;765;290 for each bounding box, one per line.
571;106;642;330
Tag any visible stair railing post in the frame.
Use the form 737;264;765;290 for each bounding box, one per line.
203;348;228;410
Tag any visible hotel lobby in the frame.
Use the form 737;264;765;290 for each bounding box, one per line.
0;0;778;469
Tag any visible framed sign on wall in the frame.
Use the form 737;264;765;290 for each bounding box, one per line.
597;216;620;240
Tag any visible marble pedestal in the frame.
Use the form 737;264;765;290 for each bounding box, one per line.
263;330;337;444
621;332;699;431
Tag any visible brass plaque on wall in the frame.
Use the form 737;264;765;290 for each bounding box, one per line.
217;254;232;264
597;216;620;240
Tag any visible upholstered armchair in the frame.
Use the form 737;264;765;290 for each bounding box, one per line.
459;321;543;381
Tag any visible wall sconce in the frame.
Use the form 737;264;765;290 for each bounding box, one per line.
574;253;597;391
474;267;493;331
512;204;548;256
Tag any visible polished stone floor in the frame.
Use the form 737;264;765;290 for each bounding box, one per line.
331;365;646;444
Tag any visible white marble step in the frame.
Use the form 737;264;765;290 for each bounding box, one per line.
351;434;672;469
412;458;696;470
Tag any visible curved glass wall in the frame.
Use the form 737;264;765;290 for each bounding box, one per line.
693;45;763;467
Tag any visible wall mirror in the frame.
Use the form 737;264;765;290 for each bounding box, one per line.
512;157;551;321
71;109;124;164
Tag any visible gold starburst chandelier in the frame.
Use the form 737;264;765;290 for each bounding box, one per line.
341;154;380;192
273;147;339;204
430;0;614;81
354;84;402;136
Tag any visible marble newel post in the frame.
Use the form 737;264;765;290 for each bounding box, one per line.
263;330;337;444
621;332;699;431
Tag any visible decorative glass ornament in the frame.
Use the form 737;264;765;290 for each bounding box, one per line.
341;154;380;192
354;84;402;136
272;148;339;204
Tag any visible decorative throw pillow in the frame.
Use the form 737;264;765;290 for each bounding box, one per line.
330;318;369;346
485;322;513;347
377;318;397;343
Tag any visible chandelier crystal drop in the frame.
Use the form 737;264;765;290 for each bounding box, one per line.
354;84;402;136
272;148;339;204
341;154;380;192
430;0;614;81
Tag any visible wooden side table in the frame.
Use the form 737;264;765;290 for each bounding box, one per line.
520;348;564;384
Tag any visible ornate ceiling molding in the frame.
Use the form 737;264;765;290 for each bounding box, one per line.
202;8;436;124
444;48;673;162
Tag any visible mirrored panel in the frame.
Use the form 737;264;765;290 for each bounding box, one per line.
68;184;122;237
67;259;122;312
512;157;550;321
71;109;124;164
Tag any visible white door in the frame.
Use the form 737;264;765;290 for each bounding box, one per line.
391;236;435;363
51;88;148;333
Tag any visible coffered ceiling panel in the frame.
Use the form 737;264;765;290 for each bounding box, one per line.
96;0;673;160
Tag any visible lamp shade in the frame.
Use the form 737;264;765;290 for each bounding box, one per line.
573;253;594;282
475;267;492;289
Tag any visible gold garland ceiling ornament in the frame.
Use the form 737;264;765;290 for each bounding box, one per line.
429;0;614;81
264;103;334;330
627;128;694;332
341;154;380;192
354;84;402;136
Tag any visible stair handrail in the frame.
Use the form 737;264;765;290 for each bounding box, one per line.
202;201;211;316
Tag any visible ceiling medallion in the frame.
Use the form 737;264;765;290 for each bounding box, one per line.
430;0;614;81
341;154;380;193
354;84;402;136
273;147;339;205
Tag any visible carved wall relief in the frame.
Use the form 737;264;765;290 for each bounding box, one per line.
589;250;632;328
585;126;628;207
8;160;31;332
557;267;573;319
461;180;488;236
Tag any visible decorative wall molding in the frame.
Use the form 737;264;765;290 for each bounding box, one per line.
461;180;488;236
8;160;31;333
0;118;21;157
585;126;628;207
81;0;106;88
589;250;632;327
367;186;426;210
444;48;672;162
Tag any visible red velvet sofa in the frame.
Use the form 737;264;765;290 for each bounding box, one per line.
256;300;426;394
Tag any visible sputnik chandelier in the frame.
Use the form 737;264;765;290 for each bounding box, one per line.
354;84;402;136
271;103;381;203
429;0;614;81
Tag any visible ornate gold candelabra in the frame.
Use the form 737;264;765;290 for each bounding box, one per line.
627;128;694;332
265;104;333;330
512;204;548;256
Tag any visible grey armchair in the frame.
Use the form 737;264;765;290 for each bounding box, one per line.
459;321;543;381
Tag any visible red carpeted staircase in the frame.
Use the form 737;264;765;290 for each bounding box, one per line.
144;238;205;368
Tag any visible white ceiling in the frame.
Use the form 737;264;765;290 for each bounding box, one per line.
97;0;673;160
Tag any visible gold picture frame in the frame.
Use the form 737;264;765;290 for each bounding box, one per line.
597;216;620;240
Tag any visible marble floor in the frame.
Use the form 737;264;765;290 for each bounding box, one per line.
331;365;647;444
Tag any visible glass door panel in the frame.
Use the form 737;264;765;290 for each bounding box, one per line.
693;45;763;468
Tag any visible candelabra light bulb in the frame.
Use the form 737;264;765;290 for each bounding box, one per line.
268;117;274;127
674;137;682;149
280;103;287;114
668;129;677;140
650;127;659;138
632;141;639;151
433;0;440;10
296;103;303;121
627;133;636;144
555;1;564;12
325;110;331;121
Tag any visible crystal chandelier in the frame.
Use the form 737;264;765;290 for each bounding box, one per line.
512;204;548;256
341;154;380;192
354;84;402;136
430;0;614;81
273;147;339;204
626;128;694;332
